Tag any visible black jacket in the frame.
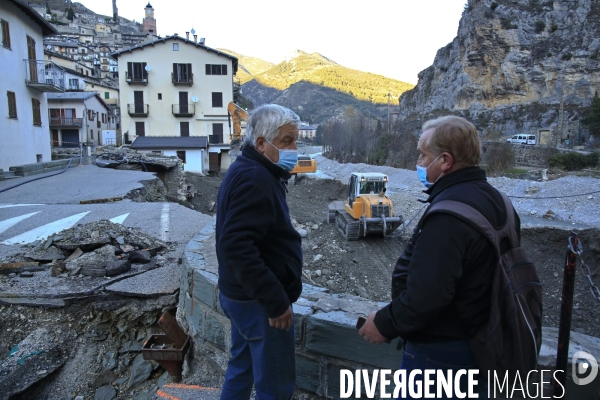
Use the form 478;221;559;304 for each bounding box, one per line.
216;145;303;318
374;167;520;342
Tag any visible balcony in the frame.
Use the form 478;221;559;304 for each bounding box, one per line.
172;73;193;86
23;60;65;92
125;71;148;85
127;103;149;117
209;135;223;144
172;104;195;117
49;117;83;127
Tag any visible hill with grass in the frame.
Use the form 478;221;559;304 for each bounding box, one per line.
218;49;414;123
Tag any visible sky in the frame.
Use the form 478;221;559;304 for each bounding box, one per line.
75;0;467;85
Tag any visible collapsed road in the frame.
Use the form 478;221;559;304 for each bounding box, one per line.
1;147;600;399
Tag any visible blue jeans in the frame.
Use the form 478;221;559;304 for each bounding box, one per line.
398;340;488;399
219;293;295;400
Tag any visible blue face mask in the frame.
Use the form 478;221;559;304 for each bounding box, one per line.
266;140;298;172
416;154;442;188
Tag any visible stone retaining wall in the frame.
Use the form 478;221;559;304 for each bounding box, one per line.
7;158;81;177
482;142;560;167
178;222;600;398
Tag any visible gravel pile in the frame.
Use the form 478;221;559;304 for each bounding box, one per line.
311;153;600;229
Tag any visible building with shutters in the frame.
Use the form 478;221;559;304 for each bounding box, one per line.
111;33;238;173
47;92;114;147
1;0;61;171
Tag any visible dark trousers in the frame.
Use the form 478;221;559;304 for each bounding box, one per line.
219;293;295;400
398;340;488;399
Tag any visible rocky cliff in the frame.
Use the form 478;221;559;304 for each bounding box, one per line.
399;0;600;146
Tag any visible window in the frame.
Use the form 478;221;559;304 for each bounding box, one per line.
180;122;189;137
173;43;179;51
158;93;162;100
173;63;192;82
205;64;228;75
102;113;106;123
176;151;186;163
126;62;148;81
211;92;223;108
136;121;145;136
88;109;95;120
210;123;223;143
7;91;17;118
90;130;94;139
1;19;11;49
32;98;41;126
104;92;109;99
68;78;79;90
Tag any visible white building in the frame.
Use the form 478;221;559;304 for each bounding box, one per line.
47;92;114;147
111;34;238;172
130;136;209;174
0;0;62;171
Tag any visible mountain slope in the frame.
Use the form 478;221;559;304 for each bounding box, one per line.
217;49;274;84
398;0;600;143
249;51;413;105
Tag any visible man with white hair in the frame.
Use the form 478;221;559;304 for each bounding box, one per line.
216;104;303;400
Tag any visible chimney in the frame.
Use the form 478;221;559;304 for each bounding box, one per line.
194;34;197;43
186;32;189;40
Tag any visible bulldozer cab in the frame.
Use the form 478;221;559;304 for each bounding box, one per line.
349;173;387;197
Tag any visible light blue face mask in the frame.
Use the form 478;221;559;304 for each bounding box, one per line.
416;154;442;188
266;140;298;172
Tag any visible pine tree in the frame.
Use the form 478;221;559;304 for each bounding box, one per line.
581;92;600;137
67;7;75;22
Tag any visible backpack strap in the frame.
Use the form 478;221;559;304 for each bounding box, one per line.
426;192;518;257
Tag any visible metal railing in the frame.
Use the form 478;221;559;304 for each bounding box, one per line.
209;135;223;144
125;71;148;84
49;117;83;127
23;59;65;92
172;73;193;85
127;103;149;116
172;104;195;116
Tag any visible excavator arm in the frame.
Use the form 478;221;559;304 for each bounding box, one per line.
227;101;249;142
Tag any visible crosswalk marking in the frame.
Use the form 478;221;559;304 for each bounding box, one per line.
109;213;130;224
1;211;90;245
0;204;45;209
0;212;41;235
161;203;170;241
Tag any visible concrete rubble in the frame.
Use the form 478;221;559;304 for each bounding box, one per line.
0;220;189;398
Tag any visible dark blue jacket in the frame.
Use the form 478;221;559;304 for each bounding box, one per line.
216;145;303;318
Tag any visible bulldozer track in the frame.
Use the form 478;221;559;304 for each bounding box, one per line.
335;211;360;241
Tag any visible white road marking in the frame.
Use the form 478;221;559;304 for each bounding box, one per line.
2;211;90;245
109;213;130;224
0;204;45;209
0;212;41;235
161;203;169;241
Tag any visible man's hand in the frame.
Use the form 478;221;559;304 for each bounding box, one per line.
269;306;293;331
358;311;387;345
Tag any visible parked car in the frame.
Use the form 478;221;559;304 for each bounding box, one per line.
507;134;536;145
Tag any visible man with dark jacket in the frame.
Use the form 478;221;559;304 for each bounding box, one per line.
216;104;302;400
359;116;518;398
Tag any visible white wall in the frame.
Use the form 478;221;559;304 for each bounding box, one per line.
163;149;205;173
117;37;234;142
0;1;51;170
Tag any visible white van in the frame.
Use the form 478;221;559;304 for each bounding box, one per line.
506;134;536;145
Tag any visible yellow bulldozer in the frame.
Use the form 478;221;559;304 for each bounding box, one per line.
327;172;403;240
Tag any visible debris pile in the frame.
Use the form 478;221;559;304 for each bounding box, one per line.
95;146;179;170
1;220;169;279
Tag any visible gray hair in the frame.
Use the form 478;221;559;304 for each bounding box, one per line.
421;115;481;167
244;104;301;147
